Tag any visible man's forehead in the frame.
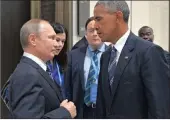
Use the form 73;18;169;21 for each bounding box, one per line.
40;23;55;33
87;21;95;26
94;5;108;14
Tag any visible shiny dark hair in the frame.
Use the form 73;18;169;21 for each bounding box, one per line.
50;22;68;72
85;16;95;30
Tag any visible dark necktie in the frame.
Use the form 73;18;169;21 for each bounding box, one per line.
108;46;117;87
46;66;53;80
84;50;99;106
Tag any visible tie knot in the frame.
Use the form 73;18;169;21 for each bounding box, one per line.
93;50;100;55
46;66;51;72
111;46;117;52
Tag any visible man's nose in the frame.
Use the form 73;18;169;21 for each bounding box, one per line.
94;23;99;30
143;35;149;40
93;29;98;35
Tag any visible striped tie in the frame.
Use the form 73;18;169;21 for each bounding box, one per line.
84;50;99;106
108;46;117;88
46;66;54;80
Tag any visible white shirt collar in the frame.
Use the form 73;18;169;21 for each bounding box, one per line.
23;52;47;71
114;29;130;53
88;43;106;53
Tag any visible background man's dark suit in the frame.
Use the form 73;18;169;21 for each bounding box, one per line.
71;36;88;50
9;56;71;119
96;32;170;119
164;51;170;67
65;45;107;118
65;46;87;118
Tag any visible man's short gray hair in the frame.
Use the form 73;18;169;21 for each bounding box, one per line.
95;0;130;23
20;19;47;48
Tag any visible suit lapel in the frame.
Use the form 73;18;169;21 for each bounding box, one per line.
21;56;63;102
37;68;63;101
109;32;135;105
79;46;87;90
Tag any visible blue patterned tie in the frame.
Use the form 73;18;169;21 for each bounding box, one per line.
84;50;99;106
108;46;117;87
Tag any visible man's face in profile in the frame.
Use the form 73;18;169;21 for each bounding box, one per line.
138;28;154;42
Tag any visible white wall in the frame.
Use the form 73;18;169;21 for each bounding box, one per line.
131;1;169;51
72;1;169;51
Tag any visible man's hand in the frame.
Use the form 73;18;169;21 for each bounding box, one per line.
60;99;77;118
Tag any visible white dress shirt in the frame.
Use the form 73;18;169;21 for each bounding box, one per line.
23;52;47;71
113;29;130;63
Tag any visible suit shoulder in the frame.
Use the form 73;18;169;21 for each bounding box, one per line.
9;62;40;86
71;37;88;50
69;46;87;55
133;35;159;52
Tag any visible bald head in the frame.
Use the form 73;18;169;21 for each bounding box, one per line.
20;19;50;48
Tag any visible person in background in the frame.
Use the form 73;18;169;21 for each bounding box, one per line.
71;21;111;50
138;26;170;66
65;16;108;119
138;26;154;42
94;1;170;118
47;23;68;98
8;19;76;118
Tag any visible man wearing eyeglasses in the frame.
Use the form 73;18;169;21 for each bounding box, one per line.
65;16;108;118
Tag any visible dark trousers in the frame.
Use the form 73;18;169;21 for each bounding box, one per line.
83;103;96;119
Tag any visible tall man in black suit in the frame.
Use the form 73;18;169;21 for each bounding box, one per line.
65;17;108;118
8;19;76;118
94;1;170;118
138;26;170;66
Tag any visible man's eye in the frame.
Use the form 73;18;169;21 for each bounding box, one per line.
146;33;151;36
56;39;60;42
49;36;56;40
95;17;101;21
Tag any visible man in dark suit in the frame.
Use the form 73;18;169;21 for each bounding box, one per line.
71;36;88;50
65;17;108;118
8;19;76;118
94;1;170;118
138;26;170;66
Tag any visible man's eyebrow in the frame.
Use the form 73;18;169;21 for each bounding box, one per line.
48;34;56;38
94;16;101;19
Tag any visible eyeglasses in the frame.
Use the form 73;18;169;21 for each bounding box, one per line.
87;29;97;33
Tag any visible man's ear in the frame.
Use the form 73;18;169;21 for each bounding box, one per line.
85;31;87;38
28;34;36;47
116;11;123;23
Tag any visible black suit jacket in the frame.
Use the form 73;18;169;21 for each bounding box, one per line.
8;56;71;119
71;36;88;50
96;32;170;119
65;44;108;118
164;50;170;67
